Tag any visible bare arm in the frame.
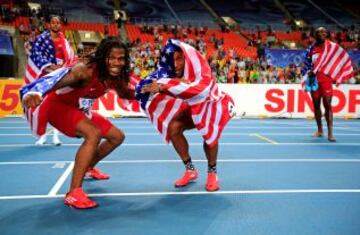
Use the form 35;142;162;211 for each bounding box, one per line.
47;64;63;71
141;80;163;94
115;79;136;100
141;78;189;94
23;63;92;108
52;63;92;90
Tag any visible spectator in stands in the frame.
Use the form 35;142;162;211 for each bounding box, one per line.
104;25;109;36
24;15;77;146
126;22;359;85
77;42;84;56
216;70;227;83
19;23;27;36
116;10;127;29
23;35;31;56
250;65;260;83
238;66;247;83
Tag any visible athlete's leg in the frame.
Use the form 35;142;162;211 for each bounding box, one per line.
203;141;218;167
85;125;125;180
35;133;47;145
203;141;220;191
168;109;195;162
48;102;100;208
52;128;62;146
88;113;125;169
168;110;197;187
323;95;335;142
71;118;102;190
311;92;323;137
168;120;192;162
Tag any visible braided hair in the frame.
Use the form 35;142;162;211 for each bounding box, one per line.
88;37;130;84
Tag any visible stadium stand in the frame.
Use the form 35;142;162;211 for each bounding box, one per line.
0;0;359;83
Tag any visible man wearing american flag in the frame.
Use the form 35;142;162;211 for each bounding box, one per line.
302;27;354;142
24;15;77;146
137;39;235;191
21;37;138;209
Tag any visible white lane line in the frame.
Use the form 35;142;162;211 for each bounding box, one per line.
1;120;359;124
0;195;58;200
47;162;74;196
1;143;360;148
0;161;72;165
1;189;360;200
89;189;360;196
52;162;66;168
0;134;35;136
259;122;359;126
2;133;360;137
100;159;360;163
2;158;360;165
1;126;359;130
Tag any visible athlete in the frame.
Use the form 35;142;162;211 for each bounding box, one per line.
24;15;77;145
137;39;234;191
21;37;137;209
303;27;354;142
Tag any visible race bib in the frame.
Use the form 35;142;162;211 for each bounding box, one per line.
79;98;95;118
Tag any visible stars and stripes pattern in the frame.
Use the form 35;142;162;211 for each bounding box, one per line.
20;67;141;136
20;67;72;136
301;45;318;91
136;39;235;147
24;30;77;84
301;40;354;88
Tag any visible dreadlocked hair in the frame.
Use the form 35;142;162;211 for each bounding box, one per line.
88;36;130;84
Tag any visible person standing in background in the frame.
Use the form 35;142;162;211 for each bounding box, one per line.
302;27;354;142
24;15;77;145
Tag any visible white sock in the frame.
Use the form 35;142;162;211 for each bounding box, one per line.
35;134;47;145
52;129;62;145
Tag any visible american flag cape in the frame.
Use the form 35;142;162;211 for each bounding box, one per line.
24;30;77;84
20;67;72;136
136;39;235;148
20;66;141;137
301;40;354;88
301;45;318;91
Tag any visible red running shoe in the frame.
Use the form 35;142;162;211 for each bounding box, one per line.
64;188;97;209
205;172;219;191
174;169;198;187
86;168;110;180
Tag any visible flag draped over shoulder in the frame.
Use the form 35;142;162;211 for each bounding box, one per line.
301;40;354;88
20;67;72;136
20;67;141;136
24;30;77;84
136;39;235;148
20;67;71;99
301;45;318;91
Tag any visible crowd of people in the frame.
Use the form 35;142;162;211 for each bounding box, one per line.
1;3;67;25
19;22;360;85
242;24;360;49
128;40;360;85
129;23;360;84
2;4;359;85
